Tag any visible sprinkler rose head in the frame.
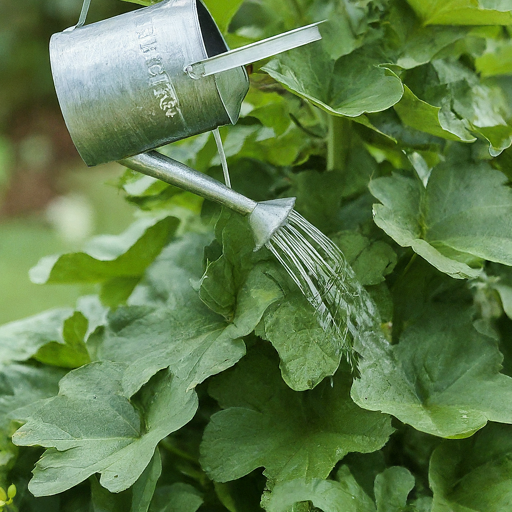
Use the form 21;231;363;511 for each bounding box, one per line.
249;198;296;251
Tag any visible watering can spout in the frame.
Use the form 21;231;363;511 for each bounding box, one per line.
120;151;295;250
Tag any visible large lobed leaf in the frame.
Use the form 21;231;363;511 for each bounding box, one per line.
370;155;512;279
200;347;394;485
12;362;198;496
263;44;404;118
96;229;282;397
352;305;512;438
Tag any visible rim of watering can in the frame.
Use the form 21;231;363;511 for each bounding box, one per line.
193;0;249;126
66;0;247;128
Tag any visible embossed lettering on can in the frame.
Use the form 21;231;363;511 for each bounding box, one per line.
136;19;181;119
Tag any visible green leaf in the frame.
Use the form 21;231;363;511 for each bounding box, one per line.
394;86;476;142
12;362;198;496
491;267;512;320
0;307;91;369
98;251;281;397
210;124;311;168
334;232;397;286
1;364;65;430
374;467;415;512
202;0;244;34
370;173;479;279
396;26;468;69
476;41;512;77
90;475;131;512
263;473;375;512
411;497;433;512
430;424;512;511
100;277;142;309
286;169;347;233
244;90;291;136
131;449;162;512
396;59;512;155
263;44;403;118
370;156;512;278
33;312;91;369
93;213;281;395
257;292;344;391
29;217;179;305
0;308;72;364
199;256;237;320
149;483;203;512
352;305;512;438
316;1;387;61
263;465;415;512
200;347;393;484
405;0;512;25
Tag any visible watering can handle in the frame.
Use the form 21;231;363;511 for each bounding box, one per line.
185;21;323;79
64;0;91;32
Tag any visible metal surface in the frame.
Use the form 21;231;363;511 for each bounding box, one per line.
50;0;248;166
120;151;256;215
120;151;297;248
250;198;296;250
186;22;323;79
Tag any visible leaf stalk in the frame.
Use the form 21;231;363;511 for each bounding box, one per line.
327;115;351;172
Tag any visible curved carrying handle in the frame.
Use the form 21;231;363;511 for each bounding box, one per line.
64;0;92;32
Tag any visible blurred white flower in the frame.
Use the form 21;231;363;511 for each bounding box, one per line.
46;193;94;243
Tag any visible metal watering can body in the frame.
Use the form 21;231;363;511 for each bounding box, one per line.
50;0;322;248
50;0;249;166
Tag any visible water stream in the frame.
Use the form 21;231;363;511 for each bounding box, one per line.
266;210;381;361
213;128;231;188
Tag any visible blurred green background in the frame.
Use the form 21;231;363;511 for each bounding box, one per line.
0;0;140;324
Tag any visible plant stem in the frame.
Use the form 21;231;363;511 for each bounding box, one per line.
327;115;351;172
287;0;304;22
160;439;198;464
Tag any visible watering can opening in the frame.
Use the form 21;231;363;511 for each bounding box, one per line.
196;1;228;59
194;0;249;126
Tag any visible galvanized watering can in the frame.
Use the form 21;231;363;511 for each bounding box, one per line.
50;0;322;249
50;1;365;354
50;0;321;166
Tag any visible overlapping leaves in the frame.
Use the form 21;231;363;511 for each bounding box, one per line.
430;424;512;511
201;347;394;485
370;152;512;279
264;466;415;512
5;0;512;509
30;217;179;307
352;305;512;438
12;363;197;496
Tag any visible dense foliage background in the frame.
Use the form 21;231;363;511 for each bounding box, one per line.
3;0;512;510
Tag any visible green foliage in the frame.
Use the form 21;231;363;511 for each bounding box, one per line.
3;0;512;510
200;348;393;484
